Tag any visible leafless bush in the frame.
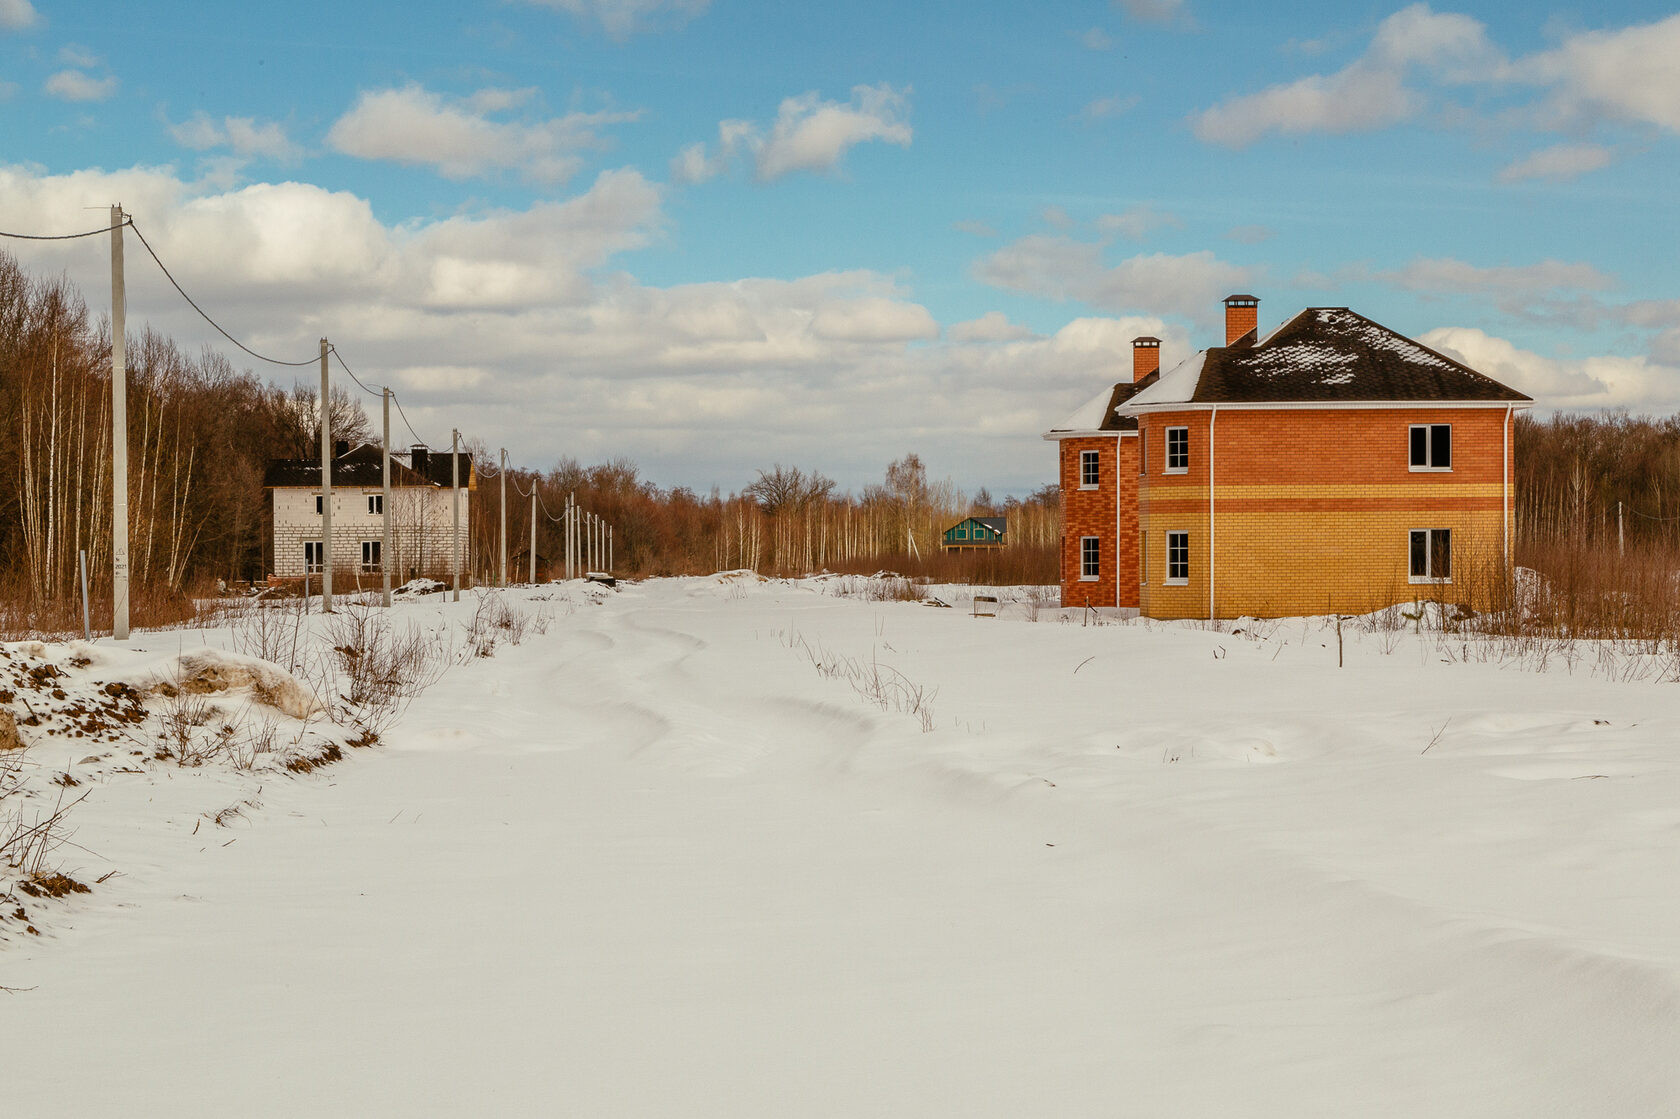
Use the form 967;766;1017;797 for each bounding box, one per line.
324;605;449;736
231;597;309;673
1;753;88;881
460;592;543;659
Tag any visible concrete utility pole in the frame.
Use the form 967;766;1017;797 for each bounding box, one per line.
381;388;392;608
609;525;613;575
565;495;573;580
319;338;333;613
110;205;129;640
499;448;508;587
529;490;537;584
451;428;461;603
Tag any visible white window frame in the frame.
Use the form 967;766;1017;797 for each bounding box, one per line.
1408;528;1452;584
367;493;383;516
1079;536;1100;581
303;541;324;575
1165;531;1189;585
1079;449;1100;490
361;540;381;573
1165;427;1189;474
1409;424;1453;472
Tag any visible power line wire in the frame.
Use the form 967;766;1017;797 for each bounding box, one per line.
127;218;320;368
0;221;129;241
329;347;383;398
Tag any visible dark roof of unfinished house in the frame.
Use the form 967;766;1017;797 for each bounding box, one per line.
1141;307;1531;406
262;443;476;489
974;516;1007;534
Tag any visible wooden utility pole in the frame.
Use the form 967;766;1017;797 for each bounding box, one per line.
451;428;461;603
499;448;508;586
110;205;130;640
319;338;333;613
381;388;392;608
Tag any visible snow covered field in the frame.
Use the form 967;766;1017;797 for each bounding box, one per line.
4;575;1678;1116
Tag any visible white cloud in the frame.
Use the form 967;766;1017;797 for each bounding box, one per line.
674;84;912;183
950;311;1034;343
1422;327;1680;413
520;0;709;39
1377;257;1615;297
1080;28;1114;51
0;0;38;31
169;112;300;161
976;235;1254;321
327;84;638;183
1192;4;1502;145
0;159;1153;492
951;219;997;238
57;44;98;67
1077;94;1138;123
1040;205;1073;230
44;68;116;102
1225;224;1273;244
1113;0;1183;25
1520;13;1680;132
1498;142;1612;182
1096;204;1181;240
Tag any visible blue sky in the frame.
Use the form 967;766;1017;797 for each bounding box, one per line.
3;0;1677;495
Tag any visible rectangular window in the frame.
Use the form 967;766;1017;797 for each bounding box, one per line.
304;541;324;574
1080;449;1100;489
1166;531;1189;584
1409;424;1452;470
362;540;381;573
1080;536;1100;580
367;494;383;515
315;495;324;515
956;526;967;539
1409;529;1452;583
1166;427;1189;473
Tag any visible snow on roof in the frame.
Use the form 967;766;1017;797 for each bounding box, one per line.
1123;350;1207;407
1049;383;1124;431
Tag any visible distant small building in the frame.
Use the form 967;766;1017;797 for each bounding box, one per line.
942;516;1007;552
263;442;475;582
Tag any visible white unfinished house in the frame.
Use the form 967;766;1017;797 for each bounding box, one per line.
263;442;475;583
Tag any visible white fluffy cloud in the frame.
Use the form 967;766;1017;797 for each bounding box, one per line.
1193;6;1680;165
0;160;1151;492
1113;0;1184;24
673;84;912;184
1096;204;1181;240
976;235;1253;322
1422;327;1680;413
521;0;708;39
1519;13;1680;132
1498;142;1612;183
1192;4;1499;146
327;85;638;183
44;68;116;102
0;0;37;31
169;113;300;161
1378;257;1615;298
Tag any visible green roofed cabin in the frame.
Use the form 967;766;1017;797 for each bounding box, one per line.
942;516;1007;553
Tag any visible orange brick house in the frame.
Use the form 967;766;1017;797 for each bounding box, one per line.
1045;296;1532;619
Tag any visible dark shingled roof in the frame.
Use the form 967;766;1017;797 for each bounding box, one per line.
1181;307;1530;405
1097;373;1157;429
974;516;1007;534
262;443;477;489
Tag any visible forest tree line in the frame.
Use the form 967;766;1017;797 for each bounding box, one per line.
4;248;1679;620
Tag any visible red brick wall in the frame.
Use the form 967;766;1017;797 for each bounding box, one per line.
1058;435;1118;609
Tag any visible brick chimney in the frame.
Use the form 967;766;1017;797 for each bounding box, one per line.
1223;294;1258;345
410;444;429;475
1131;336;1161;381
